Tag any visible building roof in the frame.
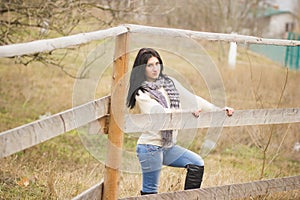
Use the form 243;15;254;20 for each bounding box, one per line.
259;8;292;17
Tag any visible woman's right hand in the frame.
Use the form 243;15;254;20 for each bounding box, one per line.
192;109;202;118
223;106;234;117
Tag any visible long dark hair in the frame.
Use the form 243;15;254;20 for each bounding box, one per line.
126;48;164;109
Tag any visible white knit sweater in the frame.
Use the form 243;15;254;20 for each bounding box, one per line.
135;77;221;147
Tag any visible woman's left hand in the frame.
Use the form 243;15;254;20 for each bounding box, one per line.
223;106;234;117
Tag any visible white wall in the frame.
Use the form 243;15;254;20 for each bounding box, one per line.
267;13;296;38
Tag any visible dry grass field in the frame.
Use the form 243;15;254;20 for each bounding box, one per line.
0;40;299;199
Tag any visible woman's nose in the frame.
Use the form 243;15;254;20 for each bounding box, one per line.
153;64;159;71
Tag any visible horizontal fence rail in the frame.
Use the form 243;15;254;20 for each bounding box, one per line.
120;175;300;200
1;95;299;158
124;108;300;132
0;96;110;158
126;24;300;46
0;26;128;58
2;24;300;58
71;175;300;200
72;180;104;200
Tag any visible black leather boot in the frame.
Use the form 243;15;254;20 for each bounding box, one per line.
184;164;204;190
140;190;157;195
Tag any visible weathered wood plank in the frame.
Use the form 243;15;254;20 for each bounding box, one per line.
103;32;129;200
0;96;110;158
126;24;300;46
124;108;300;133
2;24;300;58
120;175;300;200
0;26;128;58
2;105;298;158
72;180;104;200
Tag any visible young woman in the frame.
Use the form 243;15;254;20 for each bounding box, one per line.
126;48;234;195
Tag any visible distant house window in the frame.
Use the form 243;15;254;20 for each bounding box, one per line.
285;22;295;32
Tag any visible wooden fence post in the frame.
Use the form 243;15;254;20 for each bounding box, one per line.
102;33;128;200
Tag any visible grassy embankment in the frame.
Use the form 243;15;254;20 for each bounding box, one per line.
0;40;299;199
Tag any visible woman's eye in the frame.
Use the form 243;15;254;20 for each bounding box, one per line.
147;62;160;68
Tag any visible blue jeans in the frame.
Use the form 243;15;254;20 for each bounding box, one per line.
136;144;204;193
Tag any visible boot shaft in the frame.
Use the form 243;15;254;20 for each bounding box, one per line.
184;164;204;190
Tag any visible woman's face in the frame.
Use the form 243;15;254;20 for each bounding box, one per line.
145;56;161;82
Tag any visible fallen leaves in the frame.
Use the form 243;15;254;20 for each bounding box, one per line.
16;177;30;187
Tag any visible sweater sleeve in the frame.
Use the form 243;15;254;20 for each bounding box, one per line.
170;77;221;112
135;90;173;114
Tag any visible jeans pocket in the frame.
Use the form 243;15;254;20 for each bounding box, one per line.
139;158;151;170
136;144;161;154
146;145;161;153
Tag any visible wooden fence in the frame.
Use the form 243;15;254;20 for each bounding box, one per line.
1;24;300;200
72;175;300;200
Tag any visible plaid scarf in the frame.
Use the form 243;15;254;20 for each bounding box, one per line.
142;76;180;147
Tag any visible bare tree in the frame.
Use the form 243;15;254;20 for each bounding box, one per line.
0;0;133;44
0;0;137;77
128;0;268;36
0;0;271;77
